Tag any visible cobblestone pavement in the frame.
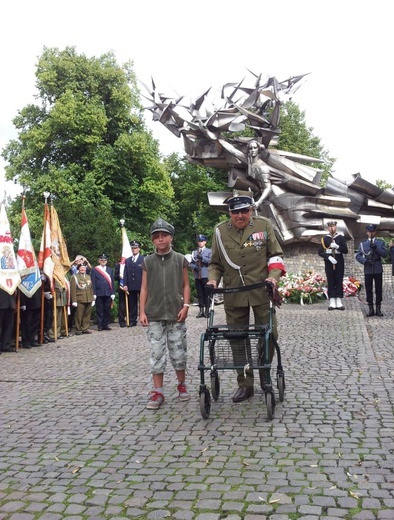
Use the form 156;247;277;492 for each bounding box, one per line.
0;292;393;520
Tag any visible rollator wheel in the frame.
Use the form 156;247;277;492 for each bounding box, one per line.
210;372;220;401
265;391;275;420
277;373;285;402
199;388;211;419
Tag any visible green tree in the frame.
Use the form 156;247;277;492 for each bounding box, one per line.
277;100;335;185
165;153;228;254
2;46;173;254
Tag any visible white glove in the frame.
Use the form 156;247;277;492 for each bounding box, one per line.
44;291;53;300
72;302;78;307
111;294;115;300
94;295;97;300
328;256;337;264
20;305;26;311
91;301;95;307
330;242;339;249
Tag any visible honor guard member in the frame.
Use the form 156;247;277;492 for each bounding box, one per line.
91;254;115;331
356;224;388;316
70;263;94;334
188;234;212;318
318;220;348;310
207;192;285;403
123;241;144;327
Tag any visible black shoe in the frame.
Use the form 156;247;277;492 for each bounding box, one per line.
44;336;55;343
98;327;103;331
103;327;112;331
232;386;254;403
22;344;32;349
119;323;126;328
82;330;92;334
32;340;43;346
2;346;17;353
336;306;345;311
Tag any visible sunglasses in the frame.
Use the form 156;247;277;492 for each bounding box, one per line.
230;208;251;215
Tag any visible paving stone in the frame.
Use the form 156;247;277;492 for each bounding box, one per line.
0;299;393;519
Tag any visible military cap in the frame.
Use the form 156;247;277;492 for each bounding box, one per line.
327;220;337;226
77;262;87;270
98;253;108;260
130;240;141;248
366;224;377;232
197;234;207;242
150;218;174;236
226;195;254;211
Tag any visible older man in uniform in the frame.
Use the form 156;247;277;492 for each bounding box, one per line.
123;241;144;327
207;192;285;402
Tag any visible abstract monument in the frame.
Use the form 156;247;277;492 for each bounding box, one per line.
144;72;394;244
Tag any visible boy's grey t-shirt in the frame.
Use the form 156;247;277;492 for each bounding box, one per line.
143;249;188;321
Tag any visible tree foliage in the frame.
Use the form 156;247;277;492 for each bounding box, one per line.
165;153;228;254
2;47;173;261
277;100;335;185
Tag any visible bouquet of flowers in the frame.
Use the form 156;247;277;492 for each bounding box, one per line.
278;271;327;305
343;276;362;297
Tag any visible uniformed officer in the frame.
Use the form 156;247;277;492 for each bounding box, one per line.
356;224;388;316
207;192;285;403
123;241;144;327
70;263;95;334
318;220;348;310
188;234;212;318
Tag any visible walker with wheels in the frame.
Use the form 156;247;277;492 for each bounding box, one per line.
198;281;285;420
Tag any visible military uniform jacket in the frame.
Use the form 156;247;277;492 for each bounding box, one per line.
208;216;284;308
355;238;387;274
70;274;94;303
123;254;144;291
318;232;348;264
189;247;212;279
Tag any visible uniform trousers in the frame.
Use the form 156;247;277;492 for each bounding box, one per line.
195;277;209;308
74;303;92;333
225;303;277;388
0;308;14;350
117;289;127;326
95;296;111;329
324;257;344;298
365;273;383;304
128;290;140;326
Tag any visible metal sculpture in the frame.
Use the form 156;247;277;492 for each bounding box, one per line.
144;72;394;243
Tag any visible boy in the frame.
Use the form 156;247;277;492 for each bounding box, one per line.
139;218;191;409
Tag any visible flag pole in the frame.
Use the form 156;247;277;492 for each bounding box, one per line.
49;194;57;342
39;192;50;344
15;193;27;351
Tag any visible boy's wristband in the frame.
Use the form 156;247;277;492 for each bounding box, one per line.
183;304;190;307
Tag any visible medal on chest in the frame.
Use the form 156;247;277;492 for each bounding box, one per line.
242;231;267;251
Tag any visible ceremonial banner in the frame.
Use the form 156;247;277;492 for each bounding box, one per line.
37;203;54;289
119;224;133;285
0;203;21;294
50;204;71;288
17;207;41;297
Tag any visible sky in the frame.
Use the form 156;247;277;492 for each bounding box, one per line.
1;0;393;199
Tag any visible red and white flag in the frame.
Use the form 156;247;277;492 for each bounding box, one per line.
0;203;21;294
119;224;133;284
37;203;54;289
17;208;41;297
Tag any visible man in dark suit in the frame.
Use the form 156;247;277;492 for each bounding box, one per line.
91;254;115;331
123;241;144;327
